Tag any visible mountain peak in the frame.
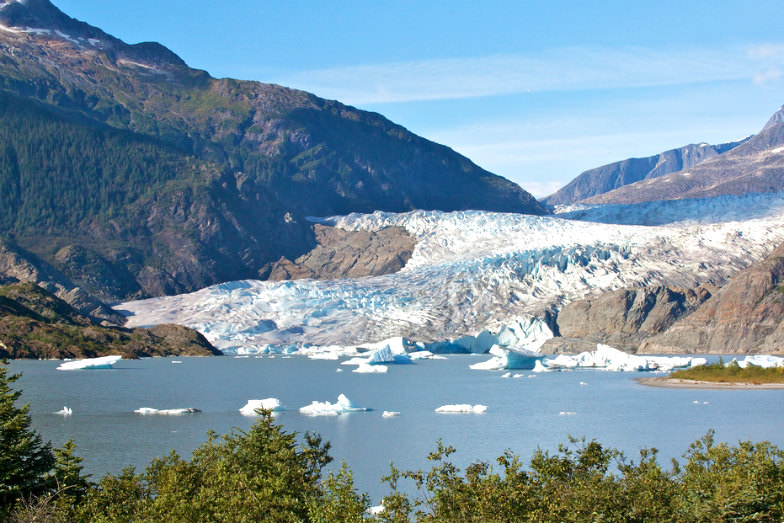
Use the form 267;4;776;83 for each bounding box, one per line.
762;105;784;132
0;0;187;69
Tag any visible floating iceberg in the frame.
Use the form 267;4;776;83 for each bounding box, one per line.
435;404;488;414
134;407;201;415
55;406;72;416
56;355;122;371
353;363;388;373
239;398;284;416
537;344;705;372
470;345;545;371
382;411;400;417
299;394;371;416
734;355;784;368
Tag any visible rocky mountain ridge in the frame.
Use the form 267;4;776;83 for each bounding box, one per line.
543;140;745;206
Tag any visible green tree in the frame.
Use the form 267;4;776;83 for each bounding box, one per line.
0;362;55;519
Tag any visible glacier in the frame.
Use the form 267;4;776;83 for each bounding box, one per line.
120;192;784;356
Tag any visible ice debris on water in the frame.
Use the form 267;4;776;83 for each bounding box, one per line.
56;355;122;371
534;344;706;372
55;406;72;416
353;363;388;373
382;411;400;417
299;394;370;416
435;404;488;414
134;407;201;415
239;398;284;416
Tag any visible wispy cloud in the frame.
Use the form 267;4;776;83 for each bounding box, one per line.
278;44;784;105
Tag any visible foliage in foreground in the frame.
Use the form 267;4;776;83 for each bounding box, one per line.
3;359;784;522
670;360;784;384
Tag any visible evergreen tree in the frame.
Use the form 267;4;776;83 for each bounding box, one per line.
0;362;55;518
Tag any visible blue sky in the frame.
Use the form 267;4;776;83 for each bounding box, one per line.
55;1;784;197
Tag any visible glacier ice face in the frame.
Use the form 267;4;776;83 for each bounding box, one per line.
435;404;488;414
120;194;784;354
57;355;122;371
239;398;283;416
298;394;371;416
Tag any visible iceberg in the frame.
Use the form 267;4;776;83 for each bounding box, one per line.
735;355;784;368
134;407;201;415
470;345;545;371
382;411;400;417
539;344;706;372
299;394;371;416
55;406;72;416
239;398;284;416
56;355;122;371
353;363;388;373
435;404;488;414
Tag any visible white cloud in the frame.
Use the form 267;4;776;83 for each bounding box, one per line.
278;44;784;105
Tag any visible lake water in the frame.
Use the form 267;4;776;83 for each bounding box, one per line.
9;356;784;502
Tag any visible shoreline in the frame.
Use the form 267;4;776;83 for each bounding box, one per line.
636;377;784;390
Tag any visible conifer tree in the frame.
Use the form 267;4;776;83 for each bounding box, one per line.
0;362;55;518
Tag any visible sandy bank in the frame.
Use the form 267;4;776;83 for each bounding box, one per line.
636;377;784;390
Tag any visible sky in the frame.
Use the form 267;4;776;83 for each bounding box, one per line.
54;0;784;198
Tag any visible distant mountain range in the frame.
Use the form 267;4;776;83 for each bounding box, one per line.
0;0;545;310
544;106;784;206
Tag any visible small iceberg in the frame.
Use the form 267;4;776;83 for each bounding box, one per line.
735;355;784;368
435;404;487;414
55;406;72;416
299;394;371;416
353;363;388;373
134;407;201;415
239;398;284;416
382;411;400;417
171;360;183;364
56;355;122;371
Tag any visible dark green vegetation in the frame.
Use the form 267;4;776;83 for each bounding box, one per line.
4;362;784;523
0;0;546;303
0;282;220;359
670;360;784;384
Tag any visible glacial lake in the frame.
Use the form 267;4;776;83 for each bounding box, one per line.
9;356;784;502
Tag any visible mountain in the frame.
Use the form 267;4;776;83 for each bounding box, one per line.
0;0;546;303
639;241;784;354
0;282;220;359
542;140;745;206
579;111;784;205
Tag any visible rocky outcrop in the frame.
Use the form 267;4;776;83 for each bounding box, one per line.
0;282;221;359
641;242;784;354
543;285;713;352
0;240;124;324
260;225;416;281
